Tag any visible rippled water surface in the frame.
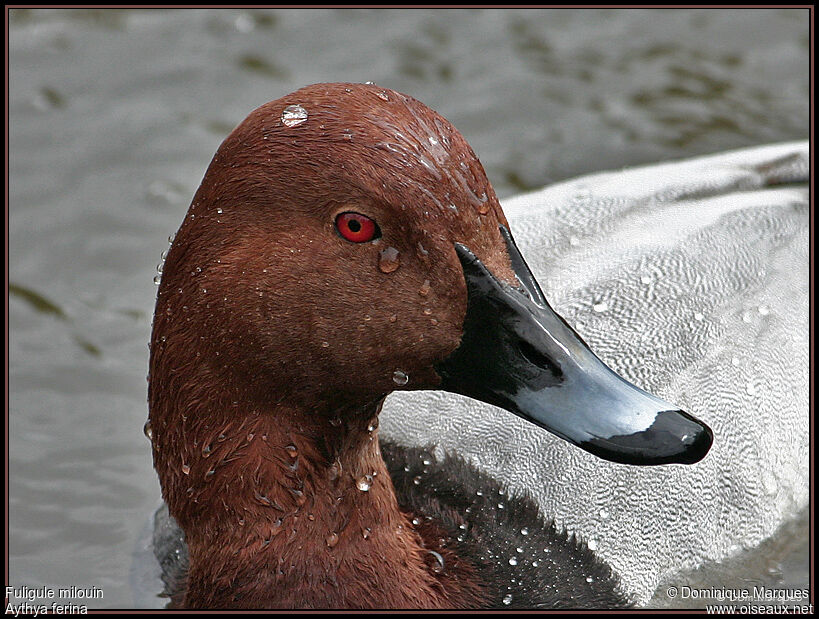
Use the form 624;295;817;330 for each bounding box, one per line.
8;8;809;608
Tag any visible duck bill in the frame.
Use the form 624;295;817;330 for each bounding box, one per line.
435;226;713;466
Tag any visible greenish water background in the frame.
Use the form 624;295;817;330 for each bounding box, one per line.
8;8;809;608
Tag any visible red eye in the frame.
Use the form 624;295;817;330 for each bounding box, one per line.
335;212;380;243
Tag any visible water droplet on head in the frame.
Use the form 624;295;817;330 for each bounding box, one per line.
393;370;409;386
412;476;422;485
587;539;598;551
592;301;608;313
419;279;431;296
598;508;610;519
285;444;298;458
503;594;513;605
321;341;330;348
143;421;153;440
378;247;400;273
375;91;390;101
327;460;341;481
508;557;518;566
520;527;529;536
356;475;373;492
181;463;190;475
281;104;308;127
326;533;339;548
694;312;704;321
586;576;595;583
153;275;162;285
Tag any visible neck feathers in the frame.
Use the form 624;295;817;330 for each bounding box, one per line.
149;375;485;608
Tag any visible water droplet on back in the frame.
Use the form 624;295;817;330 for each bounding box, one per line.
326;532;339;548
281;104;308;127
426;550;445;574
143;421;153;440
393;370;409;386
502;594;513;605
356;475;373;492
592;301;608;313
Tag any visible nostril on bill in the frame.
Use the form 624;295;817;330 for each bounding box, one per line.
517;340;563;378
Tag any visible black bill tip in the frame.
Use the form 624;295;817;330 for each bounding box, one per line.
580;409;714;466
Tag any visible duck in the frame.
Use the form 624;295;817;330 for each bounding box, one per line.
146;82;713;609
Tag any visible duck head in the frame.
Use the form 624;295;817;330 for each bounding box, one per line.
150;82;711;485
